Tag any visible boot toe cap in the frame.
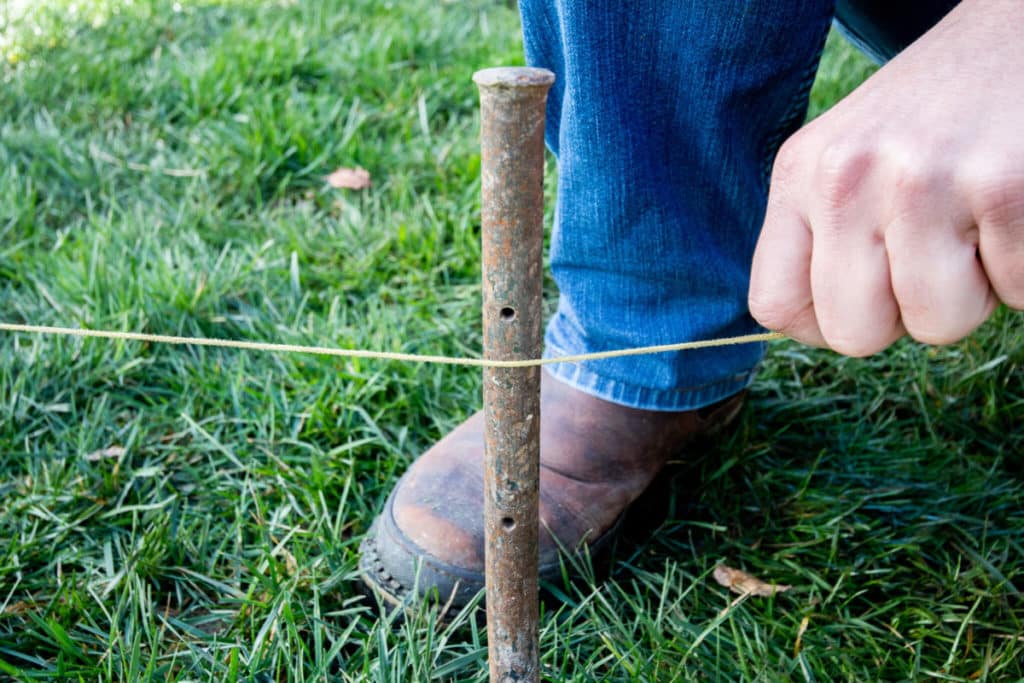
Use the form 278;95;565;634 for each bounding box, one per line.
359;493;486;609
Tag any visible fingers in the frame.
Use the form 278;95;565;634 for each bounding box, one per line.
887;187;997;344
970;166;1024;310
748;0;1024;356
809;222;905;357
752;136;905;356
752;134;999;357
748;194;827;349
805;151;905;356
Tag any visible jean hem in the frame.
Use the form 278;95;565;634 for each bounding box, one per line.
542;347;759;412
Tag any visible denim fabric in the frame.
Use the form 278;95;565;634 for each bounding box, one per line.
520;1;834;410
518;0;956;411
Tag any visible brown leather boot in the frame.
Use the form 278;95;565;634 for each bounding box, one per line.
359;370;744;609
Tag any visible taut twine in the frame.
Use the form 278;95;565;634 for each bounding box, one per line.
0;322;783;368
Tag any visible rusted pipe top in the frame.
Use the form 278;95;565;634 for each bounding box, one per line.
472;66;555;90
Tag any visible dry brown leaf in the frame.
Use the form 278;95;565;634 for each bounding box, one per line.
85;446;126;461
713;564;791;597
325;166;371;190
1;600;32;616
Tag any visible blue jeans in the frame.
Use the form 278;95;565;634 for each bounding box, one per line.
520;0;957;410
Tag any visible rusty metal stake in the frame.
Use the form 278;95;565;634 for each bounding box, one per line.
473;66;554;683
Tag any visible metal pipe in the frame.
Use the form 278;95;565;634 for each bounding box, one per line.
473;66;554;683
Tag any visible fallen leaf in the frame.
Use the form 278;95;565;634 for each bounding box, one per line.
713;564;791;597
85;446;126;461
1;601;32;616
325;166;371;190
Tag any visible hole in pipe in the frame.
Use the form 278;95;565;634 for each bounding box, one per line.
499;307;516;321
501;517;516;531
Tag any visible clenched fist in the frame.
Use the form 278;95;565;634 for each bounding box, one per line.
749;0;1024;357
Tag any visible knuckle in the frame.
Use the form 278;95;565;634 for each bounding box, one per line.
890;164;942;212
973;179;1024;228
961;159;1024;226
771;135;805;183
816;142;876;211
747;293;798;332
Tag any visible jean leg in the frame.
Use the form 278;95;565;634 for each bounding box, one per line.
520;1;835;410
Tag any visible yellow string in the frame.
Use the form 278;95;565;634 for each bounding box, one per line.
0;322;783;368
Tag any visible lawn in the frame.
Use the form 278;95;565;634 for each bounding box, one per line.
1;1;1023;681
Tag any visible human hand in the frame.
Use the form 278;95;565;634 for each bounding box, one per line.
748;0;1024;357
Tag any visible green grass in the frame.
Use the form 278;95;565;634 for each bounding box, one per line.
1;2;1022;680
